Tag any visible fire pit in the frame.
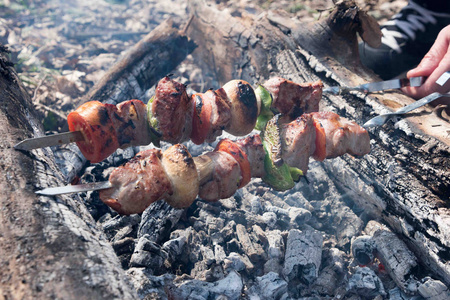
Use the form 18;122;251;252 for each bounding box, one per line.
1;0;449;299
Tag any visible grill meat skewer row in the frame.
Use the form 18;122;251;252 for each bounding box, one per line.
16;76;323;163
71;111;370;215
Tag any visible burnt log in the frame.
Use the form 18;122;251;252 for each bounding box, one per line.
0;46;138;298
185;0;450;288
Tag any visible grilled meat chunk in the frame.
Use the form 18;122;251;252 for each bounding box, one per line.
281;114;316;174
99;149;172;215
198;151;242;201
311;112;371;158
151;76;193;143
191;88;232;145
264;77;323;119
207;88;232;142
235;135;265;178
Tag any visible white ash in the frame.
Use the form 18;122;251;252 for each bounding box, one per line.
418;277;450;300
247;272;289;300
347;266;386;298
82;140;448;298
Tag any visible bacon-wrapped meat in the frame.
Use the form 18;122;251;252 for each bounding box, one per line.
263;77;323;119
198;151;242;202
281;114;317;174
310;112;371;158
99;149;172;215
150;76;193;143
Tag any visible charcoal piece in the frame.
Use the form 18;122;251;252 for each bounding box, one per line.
204;263;225;282
227;238;241;254
252;225;268;247
162;236;186;264
214;244;227;263
129;234;168;272
288;207;312;226
191;258;224;282
351;236;375;266
247;272;288;300
200;245;216;266
138;200;184;244
364;220;390;236
418;277;450;300
111;224;135;242
264;258;283;274
250;196;263;214
327;248;346;274
101;214;141;240
262;212;278;228
347;266;386;298
112;236;135;256
126;267;176;299
265;229;285;260
236;224;266;262
169;271;243;300
283;192;314;212
105;146;139;166
223;253;245;272
310;247;347;296
282;229;323;284
220;220;237;241
373;230;419;294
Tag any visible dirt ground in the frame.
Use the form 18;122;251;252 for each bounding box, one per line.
0;0;407;131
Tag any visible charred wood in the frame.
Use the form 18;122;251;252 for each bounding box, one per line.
0;42;137;299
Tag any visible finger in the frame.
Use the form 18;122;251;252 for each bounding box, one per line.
403;51;450;99
406;25;450;78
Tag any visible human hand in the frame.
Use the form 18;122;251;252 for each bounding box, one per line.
402;25;450;101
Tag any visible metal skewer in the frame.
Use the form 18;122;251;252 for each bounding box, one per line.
14;131;84;151
35;155;214;196
36;181;113;196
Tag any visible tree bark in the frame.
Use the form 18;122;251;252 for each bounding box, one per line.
185;0;450;286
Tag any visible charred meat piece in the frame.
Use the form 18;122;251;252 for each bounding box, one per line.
191;88;232;145
161;144;199;209
111;100;152;148
151;76;193;143
198;151;242;202
280;114;316;174
99;149;173;215
222;80;259;136
310;112;371;158
68;101;120;163
215;139;251;188
264;77;323;119
235;135;265;178
207;88;232;142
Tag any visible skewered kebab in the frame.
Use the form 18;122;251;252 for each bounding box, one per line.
37;111;370;215
15;76;323;163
